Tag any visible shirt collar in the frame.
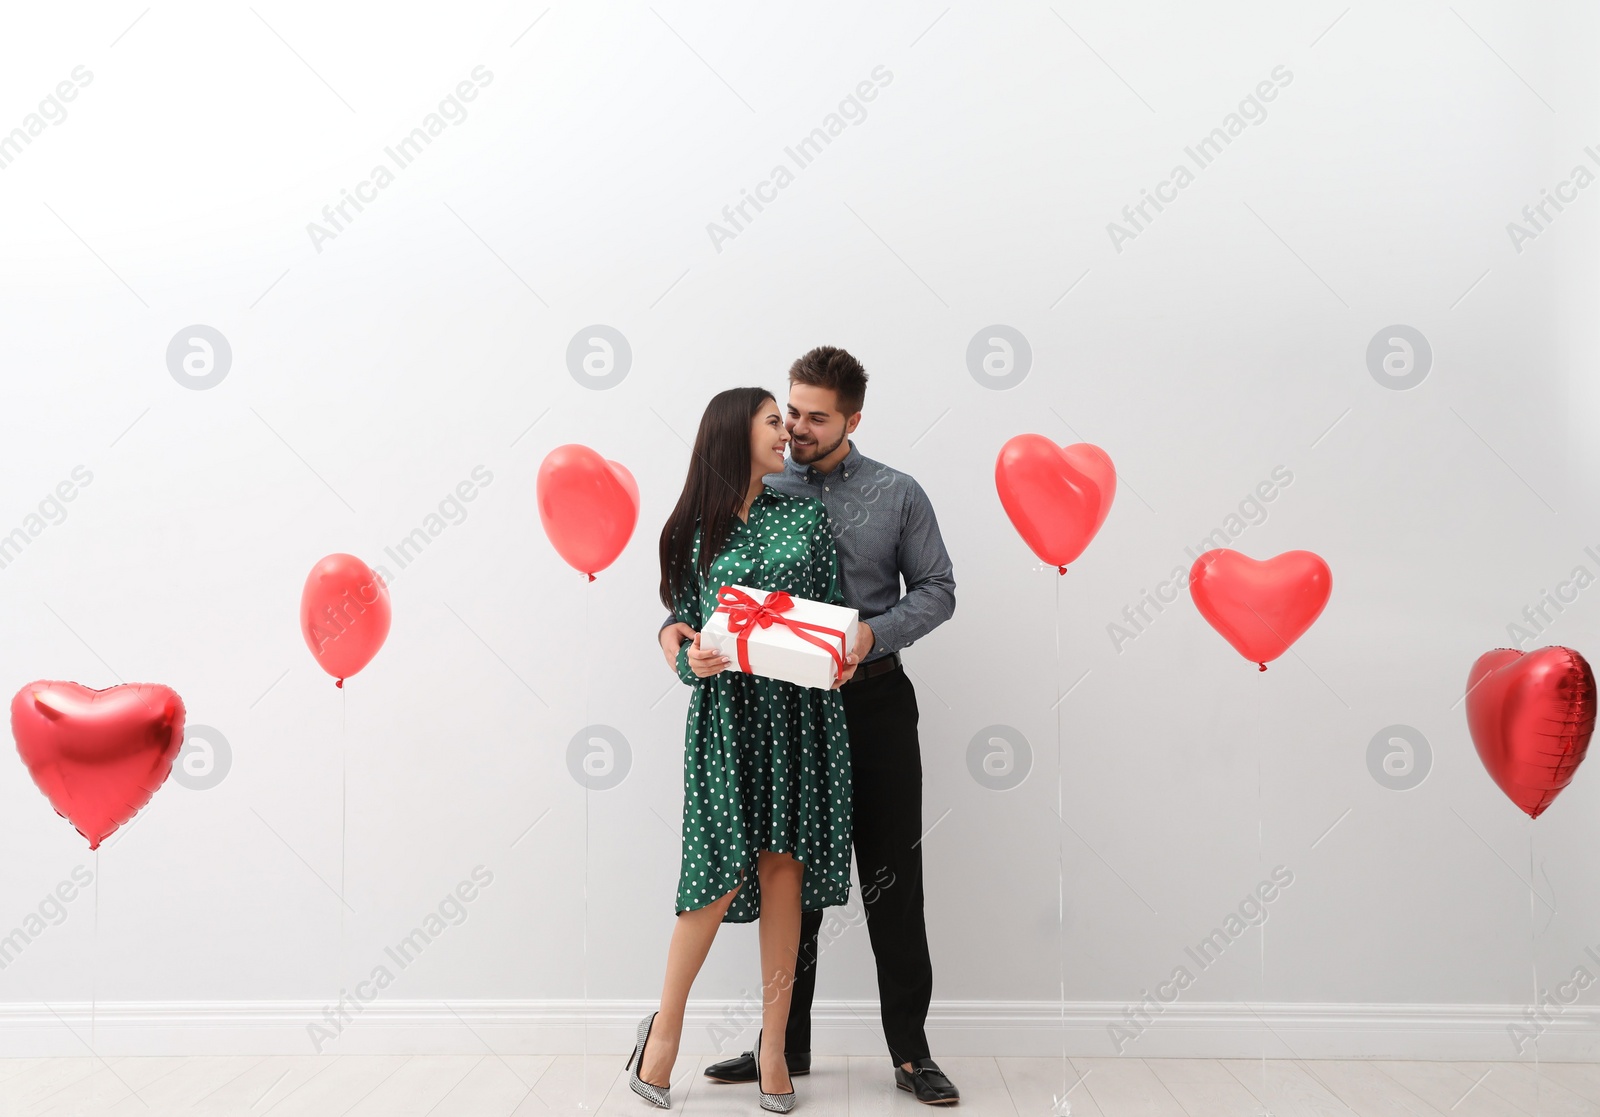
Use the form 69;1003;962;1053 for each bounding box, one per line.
785;439;863;483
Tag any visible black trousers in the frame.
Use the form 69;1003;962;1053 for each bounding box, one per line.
785;665;933;1066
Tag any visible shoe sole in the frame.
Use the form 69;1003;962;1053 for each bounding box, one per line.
896;1081;960;1104
705;1071;811;1083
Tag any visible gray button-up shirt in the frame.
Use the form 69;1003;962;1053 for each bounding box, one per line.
764;441;955;663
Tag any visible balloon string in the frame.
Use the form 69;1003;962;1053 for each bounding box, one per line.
582;576;592;1105
91;848;98;1051
1054;568;1066;1102
1529;825;1541;1117
338;682;347;1017
1256;677;1266;1106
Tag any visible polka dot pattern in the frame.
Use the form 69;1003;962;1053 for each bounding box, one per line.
668;487;854;924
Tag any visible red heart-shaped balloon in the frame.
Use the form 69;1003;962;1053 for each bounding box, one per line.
301;553;391;687
537;444;639;580
11;681;186;849
1466;646;1596;819
1189;549;1332;669
994;435;1116;572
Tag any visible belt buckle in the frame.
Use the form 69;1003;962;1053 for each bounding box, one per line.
850;652;897;684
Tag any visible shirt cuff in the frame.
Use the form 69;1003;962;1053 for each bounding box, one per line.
862;615;899;656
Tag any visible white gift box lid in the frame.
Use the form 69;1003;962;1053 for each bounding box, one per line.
701;584;859;690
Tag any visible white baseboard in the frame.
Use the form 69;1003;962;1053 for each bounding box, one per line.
0;999;1594;1061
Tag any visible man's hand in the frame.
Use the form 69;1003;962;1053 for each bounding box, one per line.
686;632;731;678
660;622;696;672
853;621;875;661
830;622;874;688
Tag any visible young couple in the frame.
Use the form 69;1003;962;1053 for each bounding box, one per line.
624;347;960;1110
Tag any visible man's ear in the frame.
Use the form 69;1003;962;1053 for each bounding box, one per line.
845;412;862;435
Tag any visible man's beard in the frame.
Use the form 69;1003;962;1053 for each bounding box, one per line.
790;429;846;464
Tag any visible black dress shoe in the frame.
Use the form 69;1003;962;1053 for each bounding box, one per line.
896;1058;960;1105
704;1048;811;1082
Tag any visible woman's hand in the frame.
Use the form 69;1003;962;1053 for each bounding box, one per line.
687;632;732;678
659;622;696;672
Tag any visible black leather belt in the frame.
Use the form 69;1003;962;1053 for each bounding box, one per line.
845;652;901;685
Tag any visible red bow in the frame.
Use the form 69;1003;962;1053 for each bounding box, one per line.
714;586;848;679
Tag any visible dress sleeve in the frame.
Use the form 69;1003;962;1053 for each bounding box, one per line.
810;502;847;608
671;530;705;685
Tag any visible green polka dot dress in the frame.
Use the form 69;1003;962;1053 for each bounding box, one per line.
668;486;853;923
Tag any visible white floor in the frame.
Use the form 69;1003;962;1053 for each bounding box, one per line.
2;1053;1597;1116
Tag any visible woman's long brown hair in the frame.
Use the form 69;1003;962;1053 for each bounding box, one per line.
658;387;774;611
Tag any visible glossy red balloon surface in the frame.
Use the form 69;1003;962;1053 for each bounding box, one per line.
301;553;391;686
1189;548;1332;669
994;435;1115;572
1466;646;1595;819
536;444;639;579
11;681;186;849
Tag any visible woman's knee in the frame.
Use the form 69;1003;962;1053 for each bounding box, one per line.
757;850;804;879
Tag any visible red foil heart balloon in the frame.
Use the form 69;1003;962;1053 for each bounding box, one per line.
1189;549;1332;670
994;435;1116;573
11;681;186;849
1466;646;1596;819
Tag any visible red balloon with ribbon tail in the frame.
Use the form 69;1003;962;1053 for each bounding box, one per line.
537;444;639;580
1466;646;1596;819
1188;549;1331;670
11;681;186;849
301;553;392;687
994;435;1116;573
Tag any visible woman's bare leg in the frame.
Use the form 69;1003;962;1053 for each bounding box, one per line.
756;850;805;1094
638;881;741;1087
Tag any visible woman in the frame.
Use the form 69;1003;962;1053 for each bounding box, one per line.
626;387;855;1112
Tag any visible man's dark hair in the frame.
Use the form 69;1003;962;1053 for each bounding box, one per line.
787;346;869;416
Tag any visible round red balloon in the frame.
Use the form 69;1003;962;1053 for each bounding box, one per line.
1466;646;1596;819
11;681;186;849
994;435;1115;572
537;444;639;580
1189;549;1331;670
301;553;391;686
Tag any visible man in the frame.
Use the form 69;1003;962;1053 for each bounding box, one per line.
658;346;960;1105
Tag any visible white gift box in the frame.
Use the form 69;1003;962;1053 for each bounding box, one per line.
701;584;859;690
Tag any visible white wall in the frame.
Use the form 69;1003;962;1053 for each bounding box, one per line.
1;0;1598;1059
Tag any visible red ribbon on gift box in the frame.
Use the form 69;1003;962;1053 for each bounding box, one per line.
714;586;848;679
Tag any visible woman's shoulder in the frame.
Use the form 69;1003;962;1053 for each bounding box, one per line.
762;485;827;519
